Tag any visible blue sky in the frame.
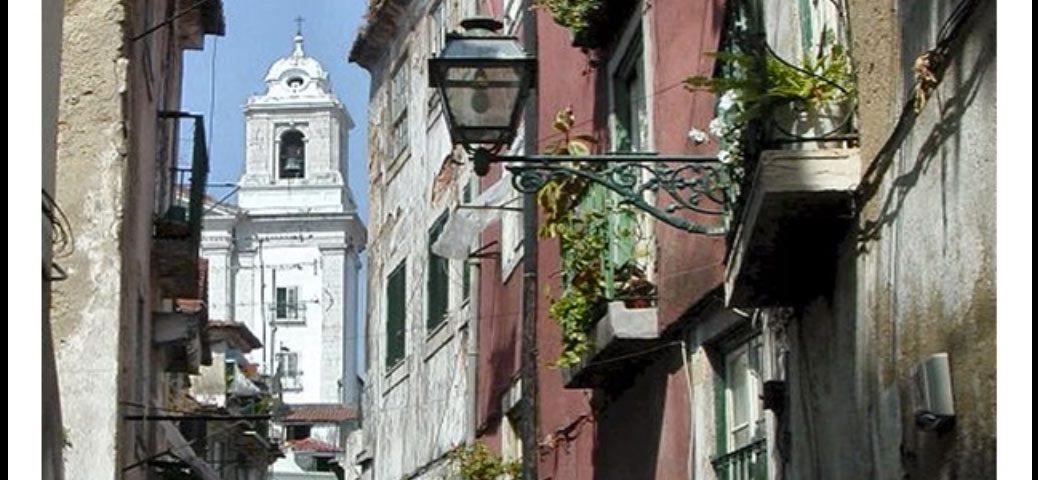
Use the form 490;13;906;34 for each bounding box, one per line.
181;0;370;221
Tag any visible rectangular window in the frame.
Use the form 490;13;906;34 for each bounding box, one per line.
500;188;523;279
503;0;524;34
427;212;450;331
611;29;648;154
428;1;447;56
427;2;448;115
276;351;301;391
390;57;410;162
600;25;650;300
386;261;407;368
285;424;312;441
461;184;474;303
713;335;767;480
501;412;523;466
275;286;300;320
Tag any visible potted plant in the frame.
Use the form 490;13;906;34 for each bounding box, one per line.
685;32;856;151
614;263;656;309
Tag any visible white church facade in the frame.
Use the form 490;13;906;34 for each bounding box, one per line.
201;31;366;478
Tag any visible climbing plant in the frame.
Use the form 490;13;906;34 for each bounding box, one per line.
534;0;604;45
537;108;651;368
449;443;521;480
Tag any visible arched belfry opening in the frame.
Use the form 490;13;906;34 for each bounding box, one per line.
279;130;306;179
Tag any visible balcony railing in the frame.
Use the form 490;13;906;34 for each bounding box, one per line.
155;111;209;246
153;112;209;300
712;438;767;480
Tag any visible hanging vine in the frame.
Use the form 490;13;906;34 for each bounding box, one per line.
537;108;652;368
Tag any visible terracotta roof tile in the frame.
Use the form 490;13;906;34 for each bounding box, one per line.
280;404;357;423
287;437;341;453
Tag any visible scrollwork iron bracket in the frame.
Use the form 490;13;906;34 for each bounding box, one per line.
490;153;731;235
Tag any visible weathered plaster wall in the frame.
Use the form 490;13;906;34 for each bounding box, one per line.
788;1;997;478
356;2;477;478
53;1;131;477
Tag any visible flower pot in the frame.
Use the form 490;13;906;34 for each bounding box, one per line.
623;298;653;309
769;100;853;150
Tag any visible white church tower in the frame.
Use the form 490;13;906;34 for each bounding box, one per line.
201;29;366;474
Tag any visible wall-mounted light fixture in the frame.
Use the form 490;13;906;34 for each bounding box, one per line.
913;352;956;433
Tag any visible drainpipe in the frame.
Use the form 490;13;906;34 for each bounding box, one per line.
519;192;539;480
465;254;480;442
519;4;540;478
270;268;279;376
259;237;267;369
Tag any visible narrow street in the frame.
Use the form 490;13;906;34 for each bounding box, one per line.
30;0;1013;479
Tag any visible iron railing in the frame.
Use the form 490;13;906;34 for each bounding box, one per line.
155;112;209;252
712;438;768;480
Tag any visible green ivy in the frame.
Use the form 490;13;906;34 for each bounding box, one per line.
449;443;522;480
534;0;603;42
536;108;653;368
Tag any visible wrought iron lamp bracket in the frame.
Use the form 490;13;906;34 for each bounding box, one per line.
485;152;731;235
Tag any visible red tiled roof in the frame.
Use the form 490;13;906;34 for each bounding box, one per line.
280;404;357;423
287;437;341;453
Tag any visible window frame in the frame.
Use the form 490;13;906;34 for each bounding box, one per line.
276;351;302;391
274;286;302;322
711;331;768;480
389;54;411;167
427;212;451;332
385;260;408;369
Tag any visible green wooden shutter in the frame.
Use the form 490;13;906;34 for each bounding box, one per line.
427;213;450;330
386;262;407;368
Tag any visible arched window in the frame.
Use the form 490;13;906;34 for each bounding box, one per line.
279;130;306;179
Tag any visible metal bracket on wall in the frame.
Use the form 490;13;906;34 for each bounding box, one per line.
494;154;730;235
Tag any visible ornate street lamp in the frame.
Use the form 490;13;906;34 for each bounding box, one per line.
429;17;727;480
429;17;536;175
430;18;727;235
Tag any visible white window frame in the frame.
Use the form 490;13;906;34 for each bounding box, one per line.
503;0;524;35
277;351;303;391
500;126;526;282
606;11;657;284
724;336;764;451
607;5;654;154
274;286;302;322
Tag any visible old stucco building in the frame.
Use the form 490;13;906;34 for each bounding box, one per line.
49;0;225;478
349;1;488;478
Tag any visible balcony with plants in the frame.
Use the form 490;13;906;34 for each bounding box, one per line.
534;111;662;388
682;2;863;307
153;112;210;300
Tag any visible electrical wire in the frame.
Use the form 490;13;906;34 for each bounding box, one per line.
131;0;215;43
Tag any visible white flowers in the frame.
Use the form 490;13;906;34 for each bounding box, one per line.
707;91;746;166
687;128;709;145
718;90;738;112
717;148;735;164
708;117;728;138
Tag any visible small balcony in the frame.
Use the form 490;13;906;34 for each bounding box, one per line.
712;438;768;480
154;300;207;374
153;112;209;300
562;302;660;389
725;147;861;307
